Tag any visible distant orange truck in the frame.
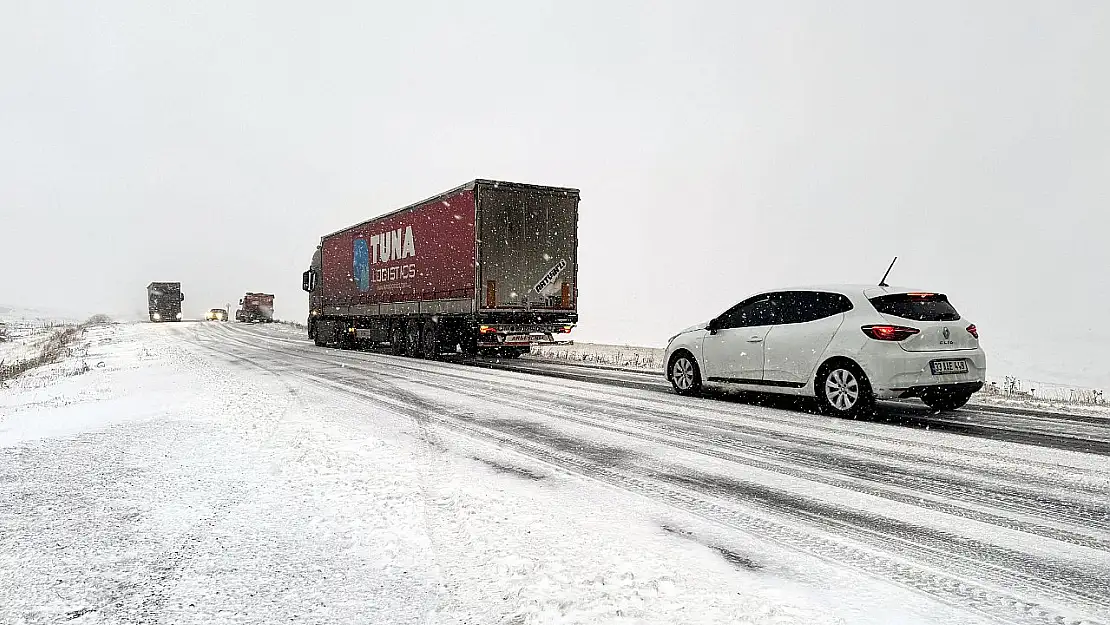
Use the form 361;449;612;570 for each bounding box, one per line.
236;292;274;323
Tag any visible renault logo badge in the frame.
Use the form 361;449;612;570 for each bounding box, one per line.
942;327;951;340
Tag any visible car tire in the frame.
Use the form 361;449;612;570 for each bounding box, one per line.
816;361;873;418
669;352;702;396
921;390;973;412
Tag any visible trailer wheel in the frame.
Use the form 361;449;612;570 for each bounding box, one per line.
390;325;406;356
406;323;423;357
421;320;440;360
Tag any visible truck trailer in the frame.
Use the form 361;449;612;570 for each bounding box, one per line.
236;292;274;323
302;179;579;358
147;282;184;322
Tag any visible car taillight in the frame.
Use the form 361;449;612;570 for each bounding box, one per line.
479;325;498;334
966;324;978;339
862;325;920;341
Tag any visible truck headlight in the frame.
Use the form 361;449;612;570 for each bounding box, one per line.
176;312;183;320
153;313;161;320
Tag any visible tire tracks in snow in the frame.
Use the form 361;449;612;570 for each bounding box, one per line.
129;324;316;622
227;321;1110;458
191;325;1110;625
295;353;1110;609
303;367;1105;625
222;329;1110;542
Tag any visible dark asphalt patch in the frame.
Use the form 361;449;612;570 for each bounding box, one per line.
65;607;95;620
660;524;763;571
473;457;546;481
479;417;633;468
653;470;1110;601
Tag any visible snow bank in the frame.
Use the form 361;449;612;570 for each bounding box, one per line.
530;342;665;372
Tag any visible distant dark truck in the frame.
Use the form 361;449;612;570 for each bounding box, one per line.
302;179;579;358
147;282;184;322
236;293;274;323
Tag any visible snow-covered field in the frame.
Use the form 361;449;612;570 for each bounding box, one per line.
0;325;54;369
0;305;82;326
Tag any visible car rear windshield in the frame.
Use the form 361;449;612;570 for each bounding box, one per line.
869;293;961;321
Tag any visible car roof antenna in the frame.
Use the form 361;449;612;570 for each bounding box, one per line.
878;256;898;287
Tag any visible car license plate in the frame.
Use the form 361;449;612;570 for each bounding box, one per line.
504;334;530;344
930;359;968;375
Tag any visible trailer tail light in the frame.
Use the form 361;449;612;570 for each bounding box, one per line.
479;325;498;334
556;325;573;334
486;281;496;308
862;325;920;341
966;324;978;339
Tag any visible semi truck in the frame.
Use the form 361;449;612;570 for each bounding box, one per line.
147;282;184;322
236;293;275;323
302;179;579;358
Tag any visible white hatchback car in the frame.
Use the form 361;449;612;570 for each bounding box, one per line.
664;286;986;415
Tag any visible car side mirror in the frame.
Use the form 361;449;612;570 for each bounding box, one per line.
239;299;244;305
180;293;185;302
302;270;311;292
707;318;721;335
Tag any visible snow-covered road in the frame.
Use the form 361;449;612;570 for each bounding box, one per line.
2;322;1108;625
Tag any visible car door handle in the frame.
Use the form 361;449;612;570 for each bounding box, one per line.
747;336;763;343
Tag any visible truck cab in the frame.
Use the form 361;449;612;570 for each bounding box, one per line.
147;282;184;322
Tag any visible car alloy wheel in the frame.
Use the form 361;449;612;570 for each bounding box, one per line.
674;358;695;389
825;368;860;412
671;355;700;395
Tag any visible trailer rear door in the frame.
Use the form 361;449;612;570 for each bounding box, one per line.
477;183;579;312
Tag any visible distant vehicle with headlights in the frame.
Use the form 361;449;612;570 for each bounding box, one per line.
147;282;184;323
664;285;986;415
236;293;274;323
205;308;228;321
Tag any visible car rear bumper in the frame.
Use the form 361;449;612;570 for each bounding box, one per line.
891;380;984;399
864;348;987;399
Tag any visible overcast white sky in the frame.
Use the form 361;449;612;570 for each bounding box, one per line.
2;1;1107;387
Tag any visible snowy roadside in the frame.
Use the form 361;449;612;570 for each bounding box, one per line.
530;342;666;374
1;323;845;625
0;323;71;371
